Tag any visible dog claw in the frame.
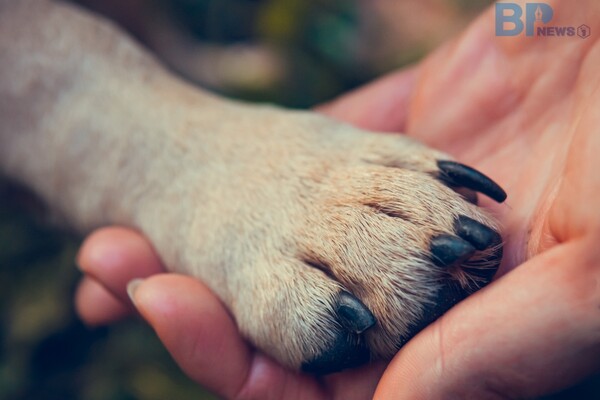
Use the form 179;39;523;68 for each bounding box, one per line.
301;292;374;374
454;215;501;250
455;216;503;286
301;331;370;374
430;234;476;267
336;291;377;334
437;160;507;203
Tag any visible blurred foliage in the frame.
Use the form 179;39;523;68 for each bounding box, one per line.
2;0;600;399
159;0;369;106
149;0;499;107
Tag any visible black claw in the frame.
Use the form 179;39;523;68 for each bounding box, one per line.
301;331;370;374
454;215;502;250
430;234;476;267
336;291;377;334
437;160;507;203
455;215;503;289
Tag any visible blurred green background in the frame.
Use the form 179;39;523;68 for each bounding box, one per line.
1;0;599;399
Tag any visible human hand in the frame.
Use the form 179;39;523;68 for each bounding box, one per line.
332;0;600;397
76;0;600;397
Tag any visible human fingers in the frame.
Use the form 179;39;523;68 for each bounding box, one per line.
75;275;131;325
77;229;326;398
375;238;600;399
128;274;327;399
76;226;165;303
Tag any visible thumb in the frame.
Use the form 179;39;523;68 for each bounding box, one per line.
126;274;254;398
375;238;600;399
126;274;326;399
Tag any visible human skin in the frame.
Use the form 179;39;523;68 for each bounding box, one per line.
76;0;600;398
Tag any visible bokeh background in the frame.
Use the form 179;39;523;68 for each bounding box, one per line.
1;0;599;398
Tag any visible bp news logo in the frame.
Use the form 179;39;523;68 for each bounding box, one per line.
496;2;590;38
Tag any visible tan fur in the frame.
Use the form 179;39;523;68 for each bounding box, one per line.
0;0;498;369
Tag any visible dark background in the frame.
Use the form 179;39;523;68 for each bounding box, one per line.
1;0;599;398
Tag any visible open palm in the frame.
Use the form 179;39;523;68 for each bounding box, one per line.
76;1;600;398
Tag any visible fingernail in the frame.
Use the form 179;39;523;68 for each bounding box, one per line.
127;278;145;306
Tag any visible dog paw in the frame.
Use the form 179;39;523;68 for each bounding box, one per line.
189;113;506;374
174;112;505;375
293;156;504;374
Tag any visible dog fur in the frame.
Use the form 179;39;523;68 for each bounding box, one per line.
0;0;502;372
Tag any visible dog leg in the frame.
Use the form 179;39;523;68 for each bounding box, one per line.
0;0;505;373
